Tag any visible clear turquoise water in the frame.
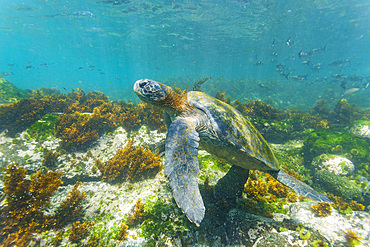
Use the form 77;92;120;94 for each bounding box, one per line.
0;0;369;106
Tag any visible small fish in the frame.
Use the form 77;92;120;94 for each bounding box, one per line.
73;11;94;17
298;50;311;59
8;63;14;66
63;87;67;91
310;45;326;55
279;71;290;79
269;39;275;49
343;88;360;95
0;72;14;76
344;82;370;95
25;66;32;69
257;83;268;89
254;61;263;66
302;60;311;66
340;81;347;89
286;36;294;46
329;59;351;67
276;63;285;69
332;74;347;80
290;75;307;81
311;63;324;72
348;75;363;82
87;65;95;68
314;77;328;83
78;67;83;69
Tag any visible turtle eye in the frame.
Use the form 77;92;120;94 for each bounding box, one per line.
139;80;148;88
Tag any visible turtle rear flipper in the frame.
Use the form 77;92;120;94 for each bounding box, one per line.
274;170;331;203
165;118;205;226
214;165;249;200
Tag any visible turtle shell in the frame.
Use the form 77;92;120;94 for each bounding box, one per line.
187;91;280;171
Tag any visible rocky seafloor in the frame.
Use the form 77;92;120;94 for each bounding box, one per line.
0;78;370;246
0;123;369;247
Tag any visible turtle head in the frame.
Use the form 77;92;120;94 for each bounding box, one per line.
134;78;190;116
134;79;169;105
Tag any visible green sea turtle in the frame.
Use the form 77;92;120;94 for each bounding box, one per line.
133;79;331;226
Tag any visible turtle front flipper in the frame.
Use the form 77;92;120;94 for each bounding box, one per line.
165;118;205;226
274;170;331;203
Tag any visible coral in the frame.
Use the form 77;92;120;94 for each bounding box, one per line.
311;202;332;217
116;223;129;242
95;138;162;182
68;221;94;244
42;149;60;168
345;230;362;246
0;163;63;246
126;198;146;226
52;181;87;228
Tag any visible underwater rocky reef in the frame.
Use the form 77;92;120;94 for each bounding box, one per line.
0;77;369;246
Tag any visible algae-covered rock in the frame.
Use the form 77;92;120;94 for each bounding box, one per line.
302;129;370;165
0;77;29;103
312;154;355;176
349;120;370;140
313;170;363;202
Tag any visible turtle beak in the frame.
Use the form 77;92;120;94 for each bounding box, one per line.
133;79;149;95
133;79;167;103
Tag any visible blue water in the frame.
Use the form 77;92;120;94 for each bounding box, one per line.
0;0;369;105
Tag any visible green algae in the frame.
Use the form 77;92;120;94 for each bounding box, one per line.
199;154;231;173
140;196;193;246
302;129;370;165
313;171;364;202
0;77;29;102
26;113;59;141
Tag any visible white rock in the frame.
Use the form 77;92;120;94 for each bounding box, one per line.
288;202;370;246
350;122;370;139
313;155;355;175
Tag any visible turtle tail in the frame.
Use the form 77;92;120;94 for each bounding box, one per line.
273;170;331;203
